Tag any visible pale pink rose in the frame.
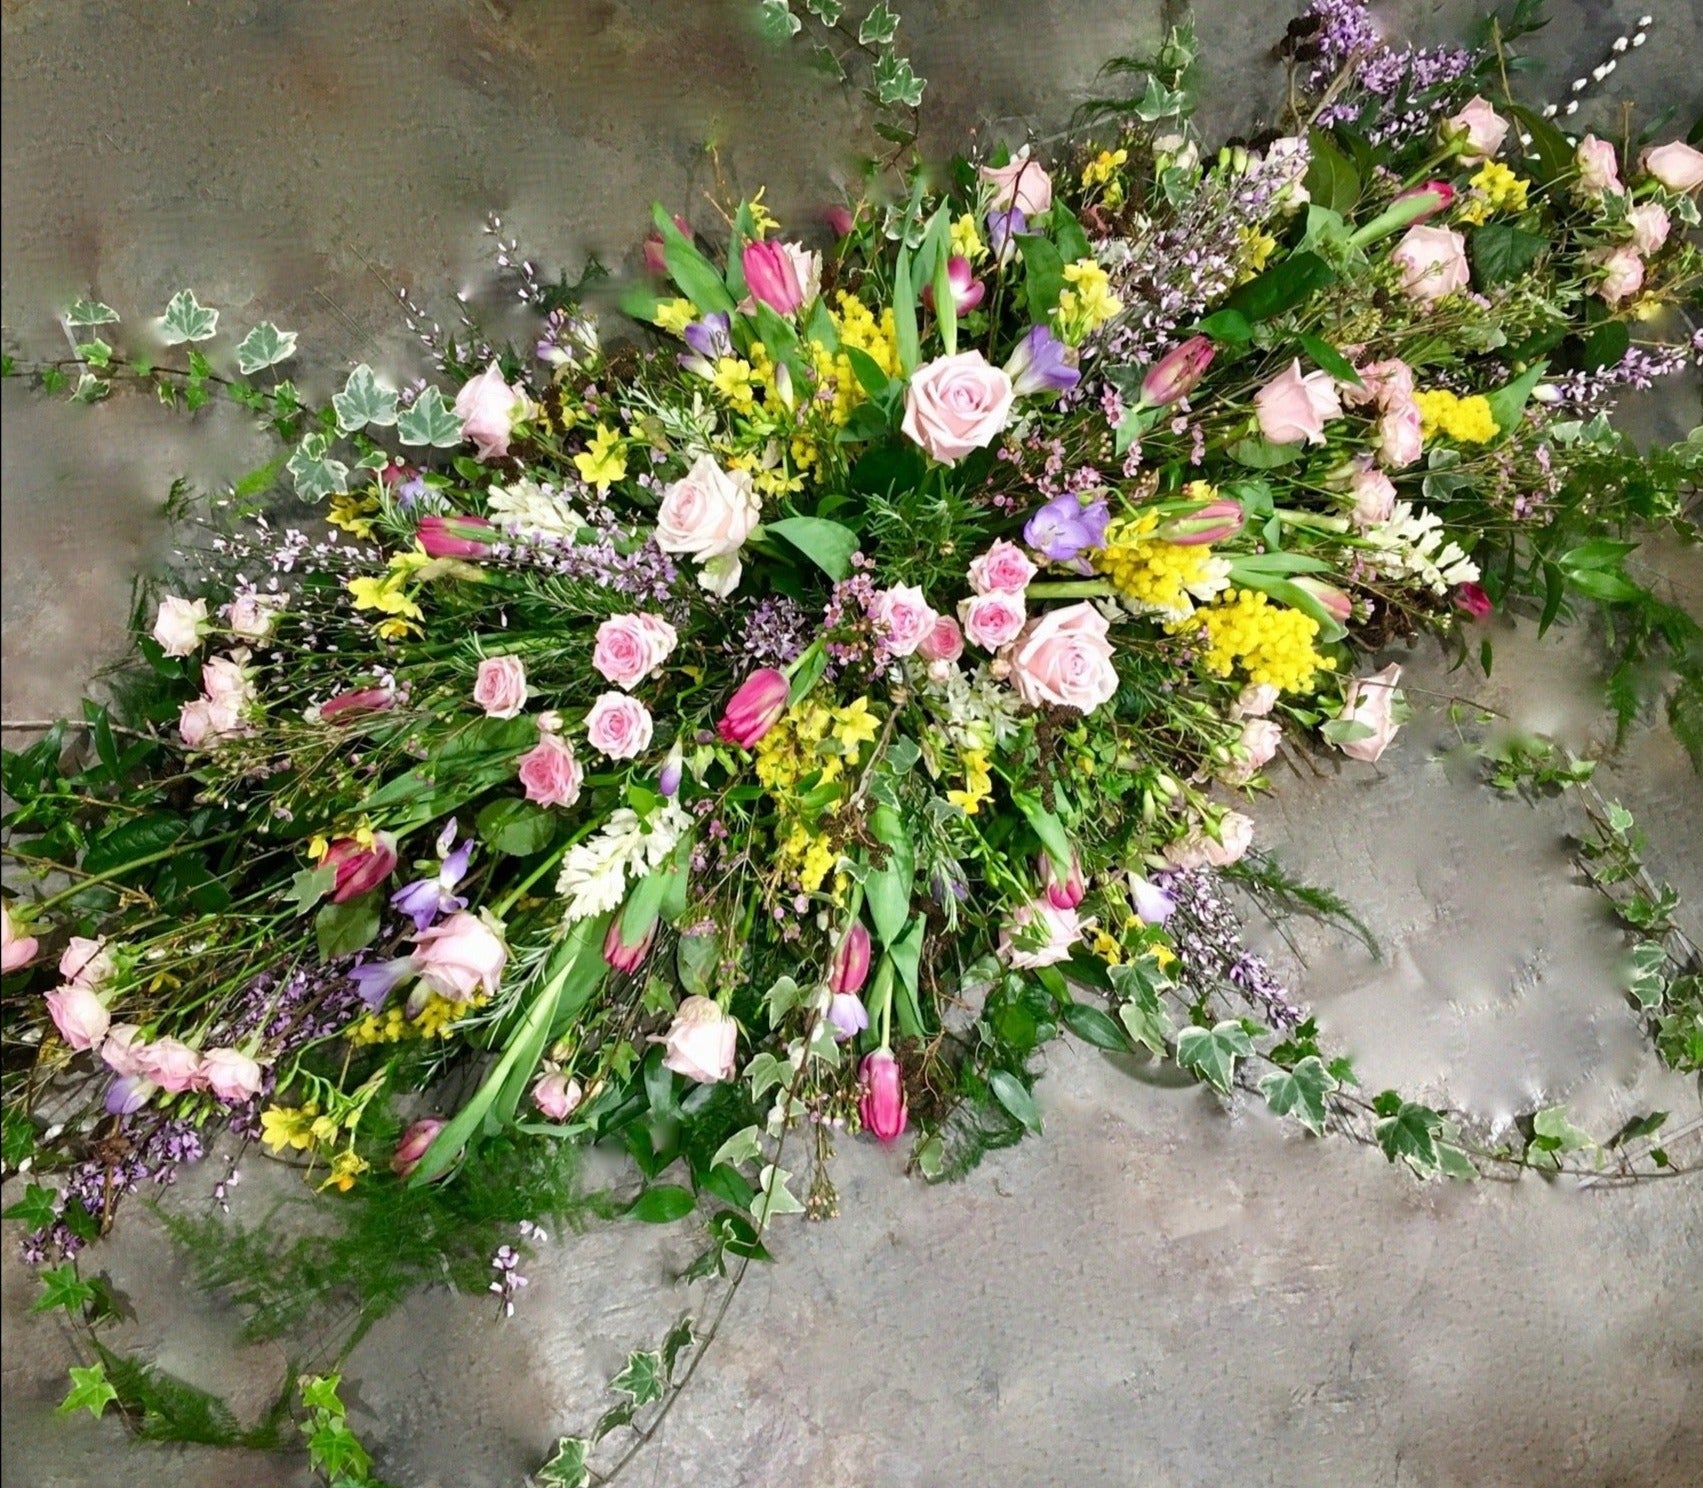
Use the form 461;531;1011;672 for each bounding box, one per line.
1350;465;1398;527
517;733;584;808
1642;140;1703;193
453;362;532;461
179;698;214;748
101;1025;148;1077
917;613;965;665
585;693;654;760
152;596;208;657
1444;96;1508;162
593;612;678;688
1162;811;1255;869
1343;357;1415;410
1231;683;1279;719
46;983;110;1052
968;539;1037;595
412;911;507;1001
1009;602;1119;714
980;151;1053;216
1390;225;1470;303
532;1072;583;1121
999;898;1081;970
1575;135;1623;196
1336;662;1404;763
59;936;114;988
958;592;1028;651
1221;717;1283;785
1254;359;1343;445
1376;398;1425;470
201;1047;264;1103
1595;246;1645;305
870;585;937;658
226;592;281;641
901;352;1015;464
654;454;760;563
1628;202;1671;255
201;655;254;717
473;655;528;719
659;995;739;1084
2;905;38;973
138;1036;203;1093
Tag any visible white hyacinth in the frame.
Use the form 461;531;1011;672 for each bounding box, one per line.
557;801;690;922
486;477;584;541
1362;501;1480;594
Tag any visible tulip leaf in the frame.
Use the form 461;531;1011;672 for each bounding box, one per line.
888;916;928;1038
764;515;860;580
1010;789;1072;875
989;1070;1042;1134
653;205;736;316
626;1186;696;1225
864;806;915;946
475;798;558;857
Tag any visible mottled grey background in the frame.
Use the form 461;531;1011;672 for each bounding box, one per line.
2;3;1701;1486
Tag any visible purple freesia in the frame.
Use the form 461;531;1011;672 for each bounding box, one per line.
390;822;474;933
679;313;732;378
349;956;416;1012
827;992;870;1041
986;208;1027;265
1024;493;1111;567
1004;325;1080;398
1130;875;1176;924
105;1076;153;1116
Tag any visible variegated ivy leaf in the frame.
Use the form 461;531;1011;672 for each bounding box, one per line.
70;372;110;404
65;298;119;328
858;0;898;45
332;364;399;433
711;1124;763;1171
395;385;464;447
534;1437;590;1488
234;321;298;375
286;432;349;502
805;0;844;22
751;1164;806;1221
754;0;801;41
872;47;924;108
609;1350;665;1407
159;289;219;345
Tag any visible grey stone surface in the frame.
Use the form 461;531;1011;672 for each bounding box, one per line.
3;3;1701;1486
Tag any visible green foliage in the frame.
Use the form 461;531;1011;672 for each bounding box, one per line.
159;289;219;345
58;1363;119;1420
94;1340;292;1448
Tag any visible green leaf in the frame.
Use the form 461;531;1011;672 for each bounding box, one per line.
535;1437;591;1488
1257;1055;1338;1136
35;1263;96;1315
765;515;861;580
1195;307;1252;345
628;1185;696;1224
872;49;926;110
858;0;898;45
1016;233;1066;320
805;0;844;22
864;805;915;945
80;813;187;876
1226;437;1304;469
711;1125;763;1171
233;322;297;375
66;298;119;328
1175;1020;1254;1094
753;0;801;40
610;1348;666;1406
1224;251;1335;321
159;289;218;345
1483;359;1546;437
332;364;399;431
1580;319;1630;372
1062;1002;1132;1051
286;432;350;501
1303;131;1360;213
396;385;465;447
1374;1098;1442;1174
892;245;919;375
314;898;380;959
752;1163;807;1220
988;1070;1042;1134
652;205;736;317
3;1183;59;1230
1470;223;1547;288
58;1364;118;1420
286;864;337;913
1525;1105;1595;1168
1297;333;1361;386
475;797;558;856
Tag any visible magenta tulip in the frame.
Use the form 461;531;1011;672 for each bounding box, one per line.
1454;582;1493;620
859;1048;908;1143
417;514;496;559
319;686;395;724
717;669;790;748
1139;334;1215;408
741;240;806;315
921;256;986;315
1157;497;1245;546
603;910;658;975
1039;851;1085;911
1394;180;1456;221
391;1117;446;1178
322;834;399;903
829;922;872;997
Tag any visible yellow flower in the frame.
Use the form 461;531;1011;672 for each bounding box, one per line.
1089;928;1124;964
1182;589;1333;694
652;298;697;335
746;187;779;237
573;423;628;489
832;697;879;751
1081;147;1128;189
710;357;760;413
1414;388;1500;444
347;565;424;624
1238;227;1278;281
1055;258;1123;343
260;1103;318;1153
946;748;994;815
1094;510;1227;619
319;1149;369;1193
950;212;987;264
328;491;379;540
1456;161;1529;225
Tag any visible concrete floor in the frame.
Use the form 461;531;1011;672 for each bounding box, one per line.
3;3;1701;1486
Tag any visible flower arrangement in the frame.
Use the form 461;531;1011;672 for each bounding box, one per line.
3;0;1700;1363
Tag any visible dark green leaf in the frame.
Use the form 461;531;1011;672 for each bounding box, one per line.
1062;1002;1132;1051
80;813;188;877
627;1184;696;1224
1224;251;1335;321
314;898;380;959
1470;223;1548;288
988;1070;1041;1134
765;515;861;580
475;797;558;857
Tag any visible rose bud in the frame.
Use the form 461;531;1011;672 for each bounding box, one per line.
659;995;739;1084
1291;576;1353;624
1039;851;1086;911
858;1048;908;1143
1157;496;1244;546
2;904;39;973
829;923;872;997
824;204;857;239
533;1072;583;1122
1139;334;1215;408
1454;581;1493;621
717;669;790;748
417;514;496;559
391;1117;446;1178
921;255;986;315
318;686;395;724
603;910;658;975
322;834;400;903
643;214;693;277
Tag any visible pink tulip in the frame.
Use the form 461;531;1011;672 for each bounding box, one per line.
2;905;39;973
1139;335;1215;408
1039;851;1086;911
391;1117;446;1178
1291;576;1353;624
742;240;807;315
1394;181;1457;220
603;910;658;975
1454;582;1493;621
322;834;399;903
319;686;395;724
417;514;496;559
858;1049;908;1143
1157;497;1244;546
921;256;985;314
717;668;790;748
643;215;693;277
532;1072;583;1122
829;923;872;997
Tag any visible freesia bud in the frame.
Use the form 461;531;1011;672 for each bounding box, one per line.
321;834;399;903
829;923;872;996
1157;496;1244;546
1003;324;1080;398
1129;874;1176;924
658;743;684;798
1139;334;1214;408
603;910;658;975
416;514;496;559
1291;576;1353;624
717;669;790;748
922;255;986;314
1039;851;1085;910
391;1117;446;1178
858;1048;908;1143
986;207;1027;266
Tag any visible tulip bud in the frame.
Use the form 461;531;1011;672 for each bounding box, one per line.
1394;181;1456;220
1157;496;1244;546
1039;851;1085;911
1289;576;1353;624
921;255;986;315
1454;581;1493;621
643;215;692;278
1139;334;1214;408
825;204;857;239
322;834;399;903
829;923;872;997
391;1117;446;1178
603;910;658;975
717;669;790;748
858;1048;908;1143
416;514;496;559
318;686;395;724
658;743;684;798
532;1072;583;1122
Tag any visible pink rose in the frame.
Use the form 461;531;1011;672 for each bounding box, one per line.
1390;225;1470;303
2;904;39;973
453;362;532;461
1350;465;1397;527
1010;603;1118;713
138;1036;203;1093
101;1025;148;1077
392;1117;447;1178
152;596;208;657
202;654;253;714
1622;204;1669;260
1443;96;1508;162
1335;662;1404;763
201;1047;264;1103
870;585;936;658
1254;359;1343;445
655;454;759;596
901;351;1015;464
917;613;965;665
959;592;1027;651
46;983;110;1051
999;898;1081;970
532;1072;583;1121
1344;358;1415;410
1575;135;1623;196
1594;246;1645;305
593;612;678;689
59;936;114;988
1642;140;1703;193
1162;811;1255;869
473;655;528;719
585;693;654;760
968;540;1037;595
226;592;281;641
412;911;507;1001
1377;398;1425;470
518;733;584;808
659;995;738;1084
980;152;1053;216
1232;683;1279;719
1221;717;1283;785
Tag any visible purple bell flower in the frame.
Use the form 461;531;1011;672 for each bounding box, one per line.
105;1076;153;1116
1130;875;1176;924
679;312;732;378
1024;493;1111;567
1004;324;1080;398
826;992;870;1042
349;955;417;1012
